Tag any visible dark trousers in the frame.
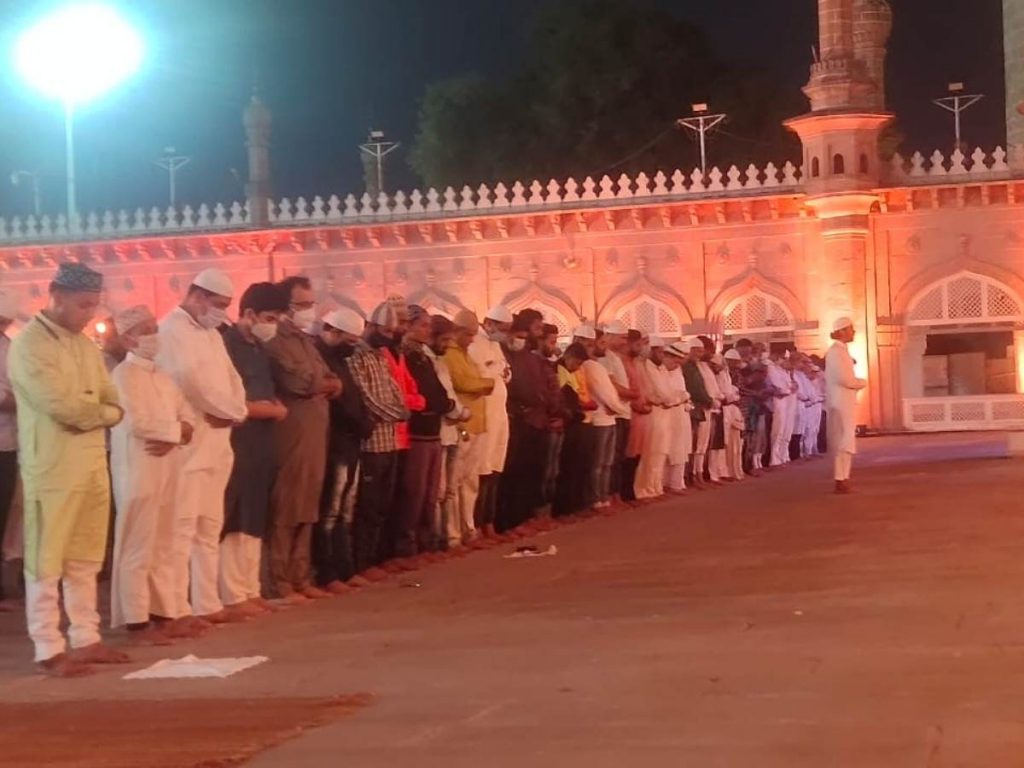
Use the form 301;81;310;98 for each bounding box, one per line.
555;421;592;516
762;413;774;468
542;430;564;508
789;433;802;461
609;418;630;498
0;451;16;600
475;472;501;530
397;439;443;556
352;450;398;573
818;412;828;454
621;457;639;502
314;450;359;585
377;449;408;563
498;420;548;531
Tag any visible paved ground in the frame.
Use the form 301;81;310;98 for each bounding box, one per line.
1;433;1023;767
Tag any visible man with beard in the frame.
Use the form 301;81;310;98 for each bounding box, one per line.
500;311;552;530
315;307;372;591
399;305;456;558
348;303;410;576
469;306;511;542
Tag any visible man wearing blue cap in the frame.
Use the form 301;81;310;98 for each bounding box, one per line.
9;262;125;676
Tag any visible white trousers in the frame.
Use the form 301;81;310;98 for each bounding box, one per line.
151;462;232;619
770;401;793;466
726;427;744;480
664;462;686;491
802;405;822;456
26;559;101;662
634;448;667;498
219;533;262;606
834;451;853;481
446;434;482;546
708;449;727;482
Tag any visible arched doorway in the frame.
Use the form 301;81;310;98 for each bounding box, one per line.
615;295;681;341
720;290;796;349
902;271;1024;431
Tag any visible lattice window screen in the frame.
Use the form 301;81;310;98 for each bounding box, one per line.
721;291;795;334
617;297;680;336
907;272;1023;326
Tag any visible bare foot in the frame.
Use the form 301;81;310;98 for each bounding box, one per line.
346;575;372;588
247;597;279;613
361;567;391;582
71;642;131;665
323;580;351;595
227;601;267;618
37;652;94;678
300;585;331;599
281;591;309;605
199;608;250;624
126;626;176;646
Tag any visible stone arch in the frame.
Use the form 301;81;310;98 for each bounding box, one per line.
833;153;846;175
500;281;581;336
904;271;1024;327
405;286;467;319
706;270;806;336
614;295;684;338
811;157;821;178
891;257;1024;323
597;275;693;334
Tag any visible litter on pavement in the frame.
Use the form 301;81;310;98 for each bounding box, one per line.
503;544;558;559
123;654;269;680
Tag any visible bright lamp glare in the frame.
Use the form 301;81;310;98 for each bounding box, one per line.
14;4;143;105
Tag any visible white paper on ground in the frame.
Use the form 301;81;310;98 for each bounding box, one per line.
123;654;269;680
503;544;558;559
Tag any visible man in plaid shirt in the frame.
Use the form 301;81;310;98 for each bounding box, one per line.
347;302;409;576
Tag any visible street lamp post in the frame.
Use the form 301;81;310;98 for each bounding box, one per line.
13;4;143;232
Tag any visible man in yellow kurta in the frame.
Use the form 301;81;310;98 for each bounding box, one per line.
9;263;126;676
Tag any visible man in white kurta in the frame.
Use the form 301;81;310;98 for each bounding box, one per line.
825;317;867;493
109;306;194;640
633;338;676;499
9;263;125;675
155;269;247;623
469;306;511;532
698;352;725;483
803;364;825;457
661;343;692;491
721;350;746;481
767;354;795;467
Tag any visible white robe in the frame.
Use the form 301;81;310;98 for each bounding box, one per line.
634;359;675;498
469;332;509;475
663;367;692;466
154;308;247;618
825;340;867;455
109;353;191;627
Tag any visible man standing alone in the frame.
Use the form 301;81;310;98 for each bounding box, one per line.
10;263;125;675
825;317;867;494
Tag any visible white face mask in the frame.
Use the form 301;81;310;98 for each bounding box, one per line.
251;321;278;343
134;334;160;360
292;307;316;333
199;307;229;330
488;330;507;343
509;338;526;352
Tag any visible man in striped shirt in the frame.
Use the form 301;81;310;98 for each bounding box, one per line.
347;303;409;576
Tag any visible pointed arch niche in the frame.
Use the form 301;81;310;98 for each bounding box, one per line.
615;295;682;338
905;271;1024;327
501;281;581;339
721;291;795;336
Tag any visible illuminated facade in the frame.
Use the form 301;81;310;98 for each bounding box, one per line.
1;0;1024;432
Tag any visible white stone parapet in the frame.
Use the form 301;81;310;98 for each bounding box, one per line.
0;161;802;246
888;145;1019;184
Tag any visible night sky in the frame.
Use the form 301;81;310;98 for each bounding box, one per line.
0;0;1008;218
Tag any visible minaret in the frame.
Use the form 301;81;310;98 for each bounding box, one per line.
243;91;272;227
785;0;894;428
1004;0;1024;155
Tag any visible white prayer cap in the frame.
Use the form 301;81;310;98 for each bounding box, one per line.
665;342;688;358
724;349;743;361
0;288;20;321
687;337;705;350
832;316;854;332
322;308;364;336
115;304;155;335
484;304;513;324
572;324;597;340
648;335;666;348
602;319;627;335
193;268;234;299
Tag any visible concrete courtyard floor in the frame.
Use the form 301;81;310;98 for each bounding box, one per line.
1;433;1023;767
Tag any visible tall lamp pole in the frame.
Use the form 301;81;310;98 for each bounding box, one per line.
14;4;143;232
155;146;191;207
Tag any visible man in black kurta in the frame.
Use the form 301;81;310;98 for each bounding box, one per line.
220;282;288;614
